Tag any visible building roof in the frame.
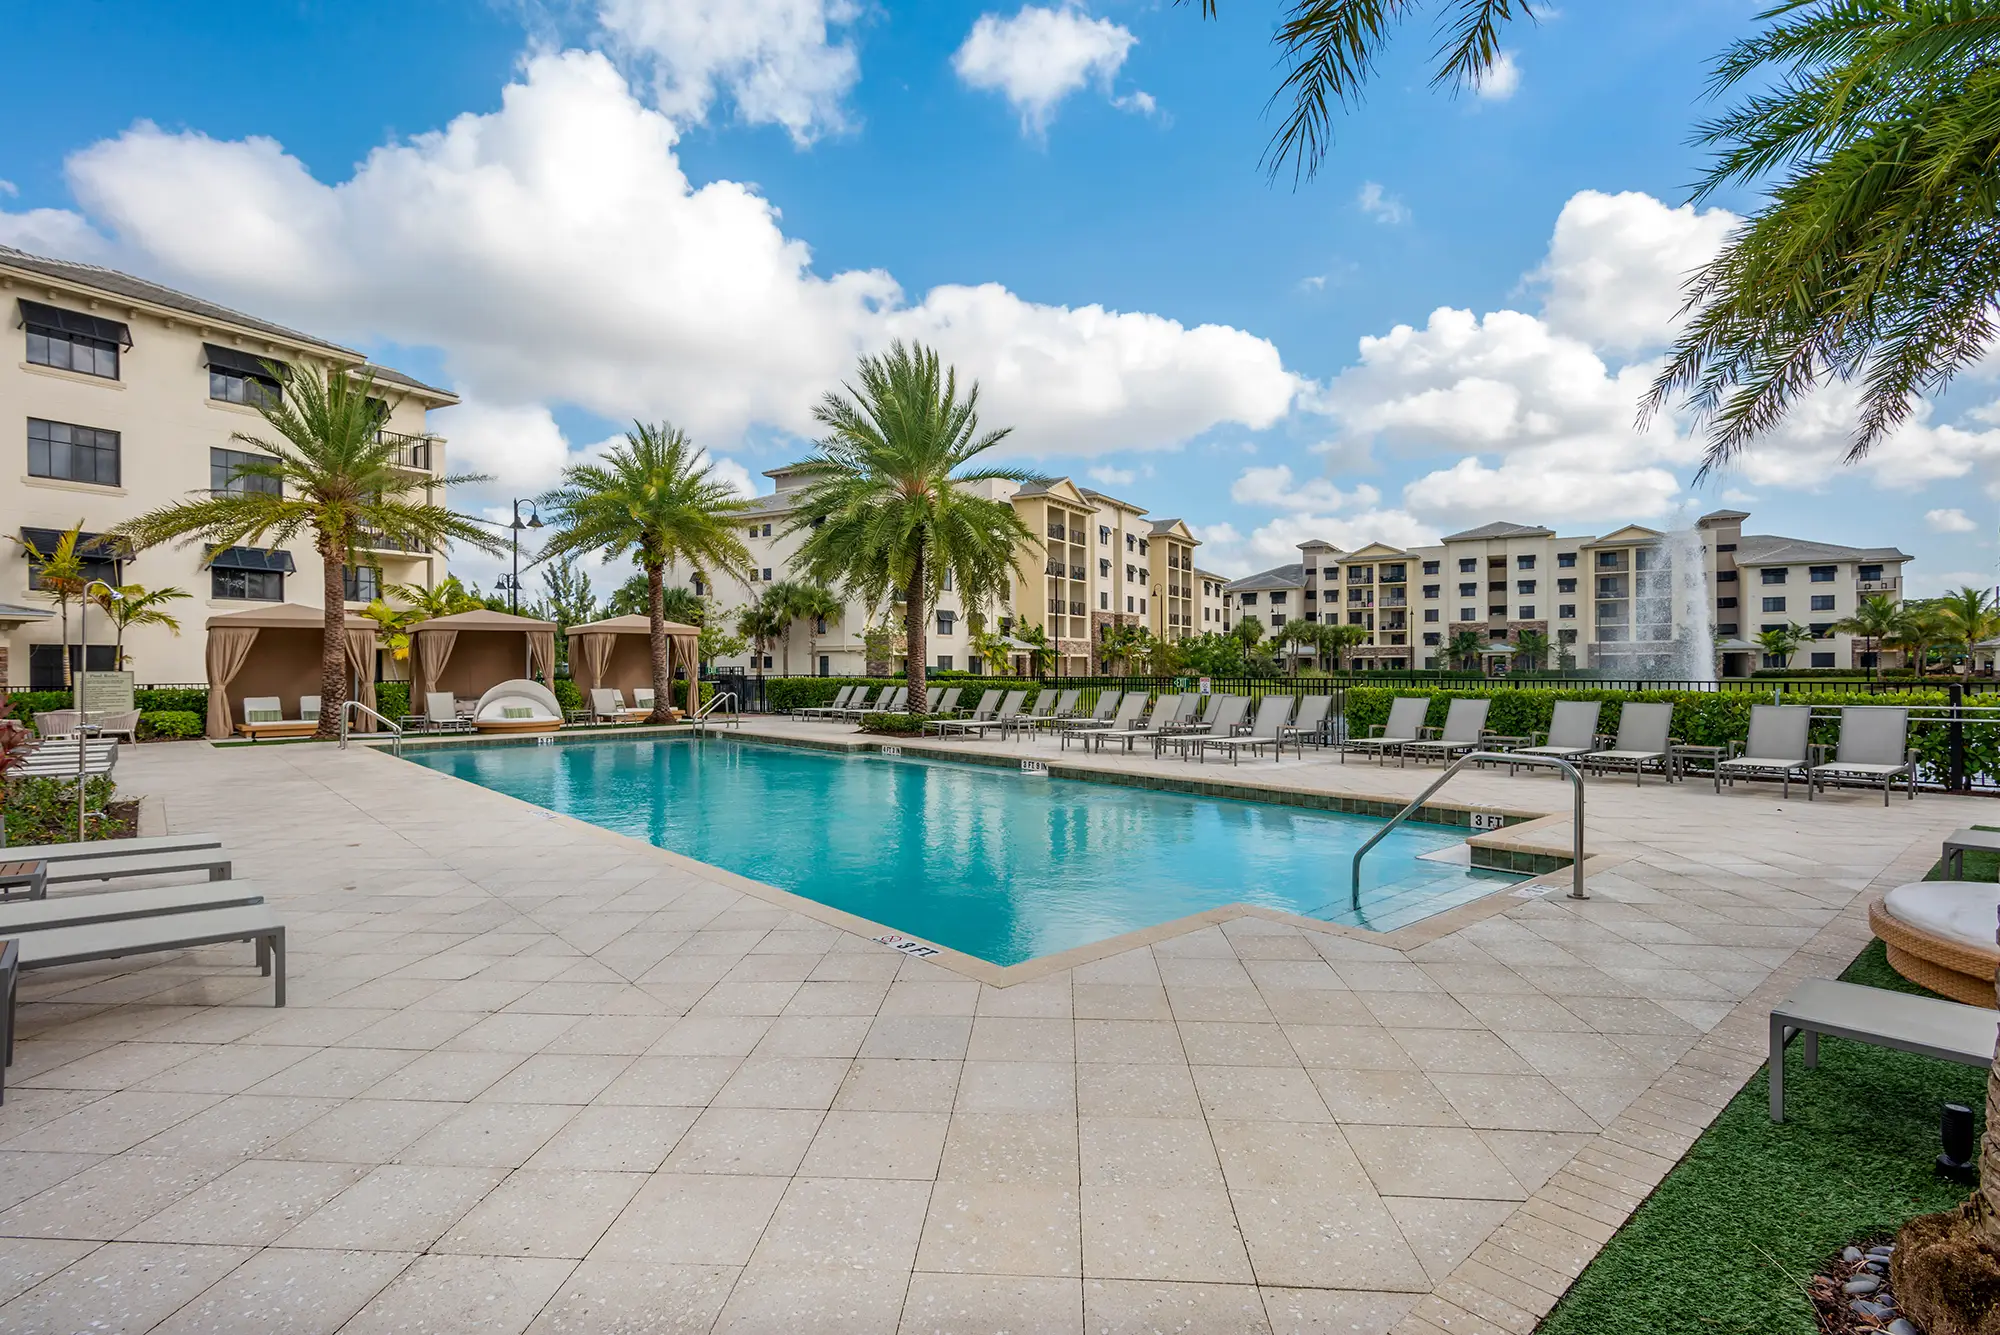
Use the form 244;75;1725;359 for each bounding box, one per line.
738;493;797;518
1147;518;1196;542
1698;509;1752;525
1730;535;1912;566
1441;521;1554;542
1080;488;1146;514
1224;563;1305;593
0;244;454;402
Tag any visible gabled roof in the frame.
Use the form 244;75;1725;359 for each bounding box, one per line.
1343;542;1409;560
1014;477;1090;506
1081;488;1147;514
1698;509;1751;525
1441;521;1553;542
1592;524;1667;546
1731;535;1912;566
1224;563;1305;593
1;245;454;401
1297;538;1342;552
1147;517;1196;542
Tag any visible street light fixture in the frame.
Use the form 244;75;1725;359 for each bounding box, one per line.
508;499;543;615
77;580;122;842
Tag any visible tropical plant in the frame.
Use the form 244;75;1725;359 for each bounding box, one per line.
784;342;1037;712
1323;622;1371;671
115;365;499;738
1887;600;1948;676
1833;593;1912;679
860;616;908;674
1513;628;1552;673
1178;630;1247;677
1012;621;1053;675
1755;622;1809;670
735;595;785;682
534;556;599;676
763;579;842;676
967;624;1014;676
534;422;753;722
10;522;98;687
697;623;747;670
1183;0;1531;181
93;583;190;671
385;575;483;621
606;572;651;618
1647;2;2000;475
1932;586;2000;681
0;693;34;779
1100;621;1149;674
1232;615;1266;646
1447;629;1486;672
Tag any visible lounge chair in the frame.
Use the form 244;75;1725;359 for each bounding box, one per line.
1714;703;1813;797
14;741;117;778
859;687;908;716
1768;978;1997;1121
404;692;473;734
1061;692;1146;749
1343;697;1430;766
927;686;964;717
8;906;287;1019
1281;695;1334;754
1047;690;1118;736
1166;695;1251;760
797;685;856;720
929;689;1001;734
1867;879;2000;1006
237;695;318;740
2;833;224;866
1587;702;1676;785
1192;694;1295;764
472;680;565;734
1509;701;1603;772
1091;694;1186;755
938;689;1027;739
1402;698;1494;767
1;938;14;1103
1009;690;1060;736
0;883;264;931
1810;706;1915;804
46;845;234;889
1026;689;1084;729
832;687;881;719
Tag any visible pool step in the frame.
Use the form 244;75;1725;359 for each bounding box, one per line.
1310;861;1525;933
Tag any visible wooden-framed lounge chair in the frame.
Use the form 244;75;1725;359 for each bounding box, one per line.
1402;698;1494;767
938;690;1027;739
1509;701;1602;773
1810;706;1915;804
1060;692;1146;749
1192;694;1295;764
797;685;856;719
1166;695;1251;760
1714;703;1813;797
1280;695;1334;755
1090;694;1187;755
928;689;1001;734
1342;696;1429;766
1586;702;1676;785
237;696;318;740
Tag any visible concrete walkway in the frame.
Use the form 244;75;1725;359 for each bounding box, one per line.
0;730;1975;1334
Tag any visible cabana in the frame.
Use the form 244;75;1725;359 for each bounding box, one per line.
408;609;556;713
565;614;700;718
204;604;377;740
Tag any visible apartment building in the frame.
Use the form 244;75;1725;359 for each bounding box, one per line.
691;468;1209;676
1;246;454;689
1222;509;1911;676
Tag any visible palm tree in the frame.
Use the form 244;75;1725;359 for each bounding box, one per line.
535;423;753;722
1100;622;1148;674
10;523;96;686
385;575;483;621
1647;4;2000;475
1232;616;1266;647
1932;586;2000;682
1325;622;1370;672
94;584;189;670
1888;601;1948;677
1514;629;1552;673
1755;623;1808;670
785;342;1038;713
763;579;841;676
1833;593;1910;680
735;595;785;684
1014;621;1053;677
968;624;1013;676
116;365;499;738
1447;629;1485;672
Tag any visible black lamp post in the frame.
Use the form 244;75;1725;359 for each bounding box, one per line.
502;499;543;614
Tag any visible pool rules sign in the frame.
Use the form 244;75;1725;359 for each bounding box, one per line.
77;670;135;720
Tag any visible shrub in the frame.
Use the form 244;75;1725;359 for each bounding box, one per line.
552;678;582;713
858;712;932;736
375;682;410;721
138;710;203;740
2;775;123;845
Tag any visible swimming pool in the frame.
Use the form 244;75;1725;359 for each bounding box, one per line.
404;736;1525;964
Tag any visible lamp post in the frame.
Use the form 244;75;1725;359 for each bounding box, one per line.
504;499;543;615
77;580;122;841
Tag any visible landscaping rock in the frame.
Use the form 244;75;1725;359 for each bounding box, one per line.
1844;1276;1881;1295
1886;1322;1917;1335
1845;1246;1865;1263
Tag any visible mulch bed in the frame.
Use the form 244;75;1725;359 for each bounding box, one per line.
1811;1238;1916;1335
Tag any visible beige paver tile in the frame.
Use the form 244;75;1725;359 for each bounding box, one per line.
360;1049;525;1102
1309;1070;1463;1127
1072;985;1172;1022
0;1241;253;1334
1354;993;1481;1031
1229;1189;1431;1291
835;1059;963;1113
1208;1120;1375;1197
590;1172;787;1265
711;1055;851;1109
751;1177;933;1270
338;1253;574;1335
264;1098;458;1163
0;1151;104;1213
800;1110;950;1180
712;1263;910;1334
0;1153;229;1240
969;1017;1075;1063
663;1106;824;1175
442;1012;585;1053
1;1090;222;1155
542;1013;678;1055
939;1112;1079;1186
1428;1074;1597;1133
525;1259;736;1334
755;1014;874;1057
1262;990;1378;1026
1178;1022;1302;1068
1344;1126;1527;1202
525;1104;699;1172
437;1168;645;1258
275;1163;505;1250
244;1047;420;1098
647;1015;773;1056
596;1055;740;1106
1077;1063;1202;1119
899;1272;1083;1334
1082;1278;1272;1334
1281;1024;1412;1071
862;1016;976;1060
147;1247;413;1335
0;1239;99;1306
1075;1020;1184;1065
23;1040;208;1091
1082;1185;1254;1283
1384;1197;1524;1285
123;1158;368;1245
880;981;982;1016
1477;1131;1599;1195
131;1094;340;1161
1387;1029;1537;1076
1079;1117;1223;1189
1260;1287;1419;1335
916;1181;1081;1277
1191;1066;1332;1123
129;1043;315;1094
957;1060;1075;1114
397;1101;579;1168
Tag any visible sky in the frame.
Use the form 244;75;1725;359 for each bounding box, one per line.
4;0;1996;598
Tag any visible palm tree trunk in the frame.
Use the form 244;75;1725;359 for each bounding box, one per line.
316;547;349;740
780;623;792;678
645;561;671;724
1980;933;2000;1247
905;541;928;713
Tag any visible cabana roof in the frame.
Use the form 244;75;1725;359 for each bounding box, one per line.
411;608;557;633
567;614;699;636
206;602;375;634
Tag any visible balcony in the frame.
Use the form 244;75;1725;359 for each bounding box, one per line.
378;430;437;471
1047;523;1068;541
1069;566;1087;581
1858;577;1901;593
1068;601;1086;616
1379;591;1407;608
356;530;431;554
1045;559;1066;577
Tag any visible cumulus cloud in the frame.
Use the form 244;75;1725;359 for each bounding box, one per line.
953;4;1147;136
1474;51;1520;101
1533;190;1738;354
1928;507;1977;533
1088;465;1136;486
1229;464;1379;513
1356;181;1408;226
1193;509;1439;576
596;0;862;145
10;49;1299;503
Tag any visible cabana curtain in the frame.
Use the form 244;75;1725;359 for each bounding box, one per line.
529;630;556;687
573;632;615;693
415;628;458;705
204;626;259;739
344;626;377;729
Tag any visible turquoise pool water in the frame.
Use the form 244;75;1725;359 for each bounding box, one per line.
404;737;1524;964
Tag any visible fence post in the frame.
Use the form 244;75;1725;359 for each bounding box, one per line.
1949;682;1967;791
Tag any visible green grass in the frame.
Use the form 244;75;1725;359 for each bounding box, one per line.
1537;853;1993;1335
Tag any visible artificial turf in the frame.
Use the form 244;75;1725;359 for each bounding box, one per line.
1535;844;1994;1335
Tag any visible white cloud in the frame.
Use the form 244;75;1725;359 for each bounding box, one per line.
953;5;1145;136
1908;569;1997;598
1088;465;1136;486
1356;181;1408;226
1229;464;1378;513
1193;509;1438;576
1927;507;1977;534
1533;190;1738;354
11;49;1299;505
595;0;862;145
1474;51;1520;101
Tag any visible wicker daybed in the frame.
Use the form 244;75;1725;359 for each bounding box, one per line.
1868;881;2000;1008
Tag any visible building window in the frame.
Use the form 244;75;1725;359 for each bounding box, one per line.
1809;565;1836;582
22;301;125;379
1423;609;1438;622
210;447;281;496
1811;652;1835;668
1099;591;1109;610
1558;552;1576;567
343;565;380;602
1423;560;1440;575
1125;534;1135;551
1716;542;1736;552
1717;622;1738;636
1519;605;1535;620
1558;628;1578;644
936;655;953;671
213;568;283;601
1517;580;1535;594
1126;595;1135;612
1125;563;1136;581
761;568;772;581
1139;597;1147;613
1597;551;1620;568
1422;584;1439;598
1558;604;1576;619
1138;570;1148;586
1810;623;1834;639
1269;592;1287;606
1717;569;1738;583
1138;539;1148;554
1717;596;1737;609
1762;568;1788;584
1099;526;1111;544
1763;597;1786;613
1810;594;1835;612
1761;623;1787;634
28;418;121;486
1423;632;1441;646
1099;559;1111;577
1859;564;1884;582
1459;558;1477;573
1516;555;1535;569
1239;592;1257;605
1458;582;1476;597
1460;607;1476;621
936;610;955;635
1557;578;1576;593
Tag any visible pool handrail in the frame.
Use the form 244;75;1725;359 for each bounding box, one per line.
694;690;739;736
338;700;404;757
1349;751;1584;912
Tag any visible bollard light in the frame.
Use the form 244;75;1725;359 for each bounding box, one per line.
1938;1102;1977;1183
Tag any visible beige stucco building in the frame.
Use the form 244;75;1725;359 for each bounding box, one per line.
1;246;454;690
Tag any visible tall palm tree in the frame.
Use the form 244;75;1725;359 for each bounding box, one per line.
785;342;1038;713
1648;3;2000;474
735;595;785;684
1513;628;1552;673
1446;629;1485;672
1100;622;1148;674
10;523;96;686
1933;586;2000;681
535;423;753;722
1833;593;1910;679
1325;622;1370;671
116;365;499;738
1888;601;1948;677
1755;623;1808;670
385;575;483;621
94;584;189;670
656;586;708;627
761;579;842;676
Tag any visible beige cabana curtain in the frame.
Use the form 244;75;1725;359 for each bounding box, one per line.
670;628;700;715
204;627;260;739
529;630;556;687
573;632;615;693
344;626;377;730
414;628;458;704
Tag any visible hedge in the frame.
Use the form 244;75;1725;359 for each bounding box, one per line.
138;710;203;740
6;687;208;727
857;712;932;736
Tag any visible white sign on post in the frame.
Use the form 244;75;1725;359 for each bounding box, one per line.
77;670;135;720
1198;676;1212;695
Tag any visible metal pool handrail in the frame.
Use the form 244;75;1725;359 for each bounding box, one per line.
339;700;404;756
693;691;738;736
1350;751;1585;912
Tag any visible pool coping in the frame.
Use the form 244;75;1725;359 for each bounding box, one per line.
364;730;1623;986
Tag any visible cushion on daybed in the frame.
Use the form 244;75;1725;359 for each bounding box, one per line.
1882;881;2000;952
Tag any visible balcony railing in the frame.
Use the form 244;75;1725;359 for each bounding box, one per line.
1046;559;1066;576
1047;524;1068;541
1858;577;1901;593
1068;601;1086;616
1069;566;1087;581
357;531;430;554
377;430;437;471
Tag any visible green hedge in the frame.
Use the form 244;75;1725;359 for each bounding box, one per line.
138;710;203;740
765;676;1041;713
6;687;209;727
857;712;932;736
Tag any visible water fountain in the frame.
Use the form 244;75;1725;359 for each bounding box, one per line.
1661;525;1717;684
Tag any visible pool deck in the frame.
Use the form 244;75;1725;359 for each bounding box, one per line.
0;725;1980;1334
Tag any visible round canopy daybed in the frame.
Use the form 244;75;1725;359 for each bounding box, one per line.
1869;881;2000;1007
204;603;378;740
471;679;565;734
565;614;700;717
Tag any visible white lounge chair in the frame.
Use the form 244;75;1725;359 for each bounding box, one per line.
1715;703;1813;797
1587;702;1676;785
1402;698;1494;767
1810;706;1915;804
1192;694;1295;764
1343;697;1430;765
1509;701;1602;772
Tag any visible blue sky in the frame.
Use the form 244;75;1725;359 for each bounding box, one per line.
4;1;1994;593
